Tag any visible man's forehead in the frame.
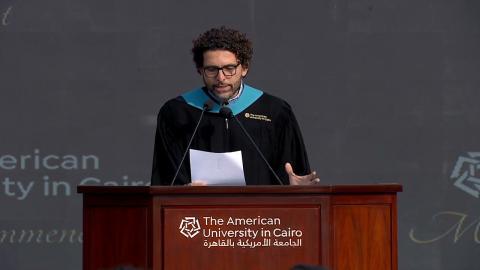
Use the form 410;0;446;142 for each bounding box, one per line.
203;49;238;63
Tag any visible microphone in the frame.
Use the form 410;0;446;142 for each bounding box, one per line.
219;104;230;130
219;106;285;185
170;100;214;186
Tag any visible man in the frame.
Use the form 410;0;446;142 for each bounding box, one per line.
151;26;319;186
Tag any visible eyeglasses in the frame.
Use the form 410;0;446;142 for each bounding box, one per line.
202;63;240;78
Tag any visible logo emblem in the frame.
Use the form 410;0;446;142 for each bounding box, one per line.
451;152;480;198
179;217;201;238
244;112;271;122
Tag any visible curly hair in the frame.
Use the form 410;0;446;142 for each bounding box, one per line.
192;26;253;69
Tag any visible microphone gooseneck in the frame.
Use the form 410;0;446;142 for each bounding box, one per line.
170;100;213;186
221;106;284;185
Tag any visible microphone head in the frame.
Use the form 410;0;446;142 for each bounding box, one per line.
219;106;233;118
203;100;214;111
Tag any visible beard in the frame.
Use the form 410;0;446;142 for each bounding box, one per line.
210;82;241;101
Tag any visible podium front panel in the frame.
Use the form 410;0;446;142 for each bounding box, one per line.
163;207;321;270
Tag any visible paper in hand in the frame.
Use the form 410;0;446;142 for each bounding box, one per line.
189;149;246;186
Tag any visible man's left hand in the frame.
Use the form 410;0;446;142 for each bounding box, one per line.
285;162;320;185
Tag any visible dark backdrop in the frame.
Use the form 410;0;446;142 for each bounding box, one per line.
1;0;480;269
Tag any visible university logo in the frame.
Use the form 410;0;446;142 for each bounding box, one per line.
451;152;480;198
244;112;271;122
179;217;201;238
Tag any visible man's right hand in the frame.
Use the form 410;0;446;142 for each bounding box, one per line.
187;180;207;186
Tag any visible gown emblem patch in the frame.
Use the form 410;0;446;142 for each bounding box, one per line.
244;112;272;122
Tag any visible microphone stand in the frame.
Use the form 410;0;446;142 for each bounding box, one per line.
219;106;285;185
170;101;213;186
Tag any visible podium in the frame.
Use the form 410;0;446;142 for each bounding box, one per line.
78;184;402;270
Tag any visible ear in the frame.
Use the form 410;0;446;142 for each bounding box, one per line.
241;66;249;77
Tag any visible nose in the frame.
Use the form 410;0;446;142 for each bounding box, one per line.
216;69;226;81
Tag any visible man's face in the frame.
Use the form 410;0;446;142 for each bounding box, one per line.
200;50;248;101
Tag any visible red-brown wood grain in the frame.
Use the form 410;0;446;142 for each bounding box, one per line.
79;184;401;270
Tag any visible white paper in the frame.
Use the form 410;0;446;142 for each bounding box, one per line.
189;149;246;186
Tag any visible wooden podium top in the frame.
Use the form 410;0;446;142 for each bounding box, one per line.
77;183;402;195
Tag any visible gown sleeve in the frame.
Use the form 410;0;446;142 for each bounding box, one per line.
273;102;311;183
151;102;191;185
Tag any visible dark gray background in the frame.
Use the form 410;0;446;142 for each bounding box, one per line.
1;0;480;269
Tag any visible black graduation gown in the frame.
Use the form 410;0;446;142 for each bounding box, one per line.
151;87;310;185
